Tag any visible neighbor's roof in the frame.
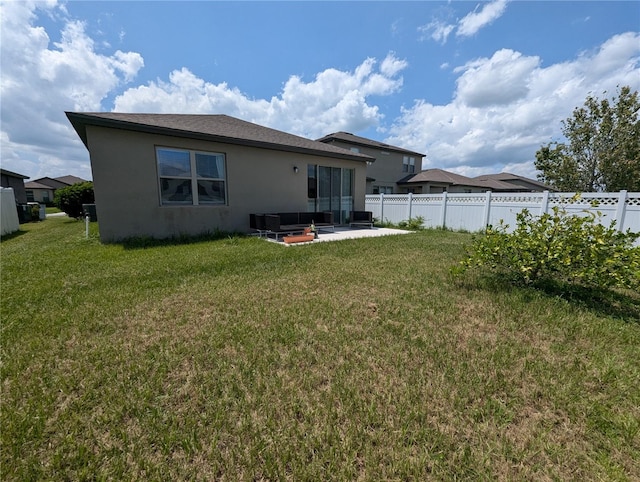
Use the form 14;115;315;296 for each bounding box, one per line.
399;169;543;191
0;168;29;179
473;172;555;191
25;176;87;190
316;131;425;157
25;177;70;189
397;169;491;187
55;175;86;185
66;112;374;163
24;181;56;190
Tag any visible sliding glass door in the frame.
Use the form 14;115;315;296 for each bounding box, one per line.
308;165;354;224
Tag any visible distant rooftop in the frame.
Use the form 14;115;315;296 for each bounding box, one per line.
317;131;425;157
398;169;550;192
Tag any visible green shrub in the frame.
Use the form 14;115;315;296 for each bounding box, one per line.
455;196;640;291
398;216;425;231
54;182;95;219
29;204;40;222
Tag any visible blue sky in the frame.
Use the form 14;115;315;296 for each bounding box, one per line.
1;1;639;181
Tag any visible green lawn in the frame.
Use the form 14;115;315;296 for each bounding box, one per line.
2;217;639;480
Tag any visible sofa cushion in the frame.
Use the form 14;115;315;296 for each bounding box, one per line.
278;212;300;225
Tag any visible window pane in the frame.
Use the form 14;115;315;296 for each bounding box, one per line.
158;149;191;177
307;164;317;199
160;178;192;204
196;153;224;179
197;180;225;204
342;168;353;197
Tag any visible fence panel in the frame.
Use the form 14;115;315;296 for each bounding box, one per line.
1;188;20;236
365;191;640;237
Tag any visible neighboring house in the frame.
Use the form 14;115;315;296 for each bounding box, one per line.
66;112;374;242
0;168;29;204
397;169;550;194
24;175;87;204
316;132;425;195
472;172;555;192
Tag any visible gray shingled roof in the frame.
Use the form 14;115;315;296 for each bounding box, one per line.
55;175;86;185
0;168;29;179
397;169;488;186
66;113;374;163
473;172;554;190
316;131;425;157
398;169;552;191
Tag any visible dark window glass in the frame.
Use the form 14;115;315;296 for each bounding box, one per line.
160;178;193;204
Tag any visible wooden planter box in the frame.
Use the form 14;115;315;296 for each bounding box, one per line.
283;234;314;244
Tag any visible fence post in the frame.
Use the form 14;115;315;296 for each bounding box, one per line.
482;191;492;228
539;190;550;216
407;192;413;220
440;191;448;229
380;193;385;224
615;190;628;232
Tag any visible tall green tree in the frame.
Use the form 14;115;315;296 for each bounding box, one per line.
535;86;640;192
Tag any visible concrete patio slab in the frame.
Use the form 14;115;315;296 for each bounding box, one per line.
265;226;413;246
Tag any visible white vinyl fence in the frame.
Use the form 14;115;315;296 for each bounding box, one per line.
365;191;640;235
1;187;20;236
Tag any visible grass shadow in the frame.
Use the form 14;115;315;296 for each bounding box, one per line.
460;273;640;323
119;230;246;250
0;230;27;242
534;281;640;323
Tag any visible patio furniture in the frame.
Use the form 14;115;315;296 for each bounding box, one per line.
250;211;334;240
249;213;268;237
349;210;373;228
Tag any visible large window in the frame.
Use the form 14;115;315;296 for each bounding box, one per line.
402;156;416;173
373;185;393;194
156;147;226;206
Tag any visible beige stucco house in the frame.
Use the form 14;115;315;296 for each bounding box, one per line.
316;132;425;194
24;175;87;205
66;112;373;242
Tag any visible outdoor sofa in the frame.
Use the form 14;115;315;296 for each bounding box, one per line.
250;211;334;240
349;210;374;228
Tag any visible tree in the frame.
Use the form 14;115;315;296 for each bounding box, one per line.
535;86;640;192
54;181;95;219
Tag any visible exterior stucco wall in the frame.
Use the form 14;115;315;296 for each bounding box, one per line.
86;126;367;242
324;140;421;194
26;188;56;204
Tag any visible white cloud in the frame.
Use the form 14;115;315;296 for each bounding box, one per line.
386;32;640;174
456;0;509;38
455;49;540;107
0;0;143;179
419;20;455;45
420;0;508;45
114;53;407;139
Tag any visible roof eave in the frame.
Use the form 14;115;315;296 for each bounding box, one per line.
66;112;373;163
319;134;425;158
